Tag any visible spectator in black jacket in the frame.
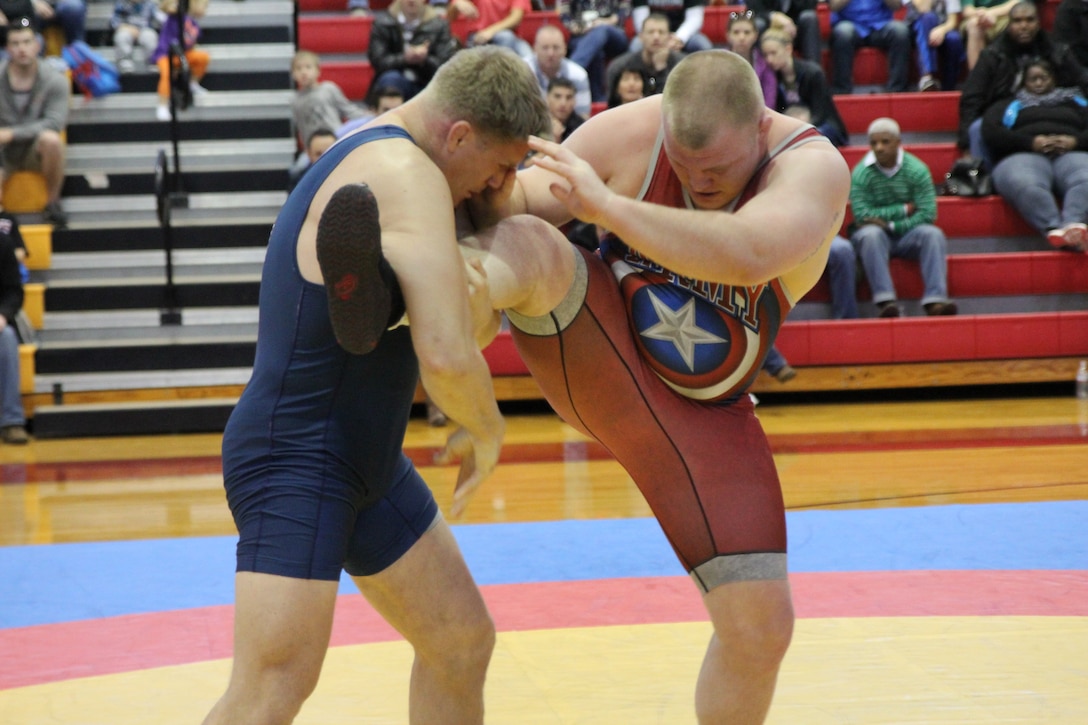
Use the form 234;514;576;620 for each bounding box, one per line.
0;233;27;444
761;30;848;146
957;1;1088;168
1053;0;1088;69
367;0;460;100
982;57;1088;252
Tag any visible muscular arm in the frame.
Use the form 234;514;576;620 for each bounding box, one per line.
522;104;850;297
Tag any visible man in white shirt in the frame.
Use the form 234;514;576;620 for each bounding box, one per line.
526;24;592;118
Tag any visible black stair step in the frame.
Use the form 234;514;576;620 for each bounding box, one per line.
32;400;236;438
35;340;256;374
85;26;290;47
45;279;260;312
52;223;272;253
116;71;291;94
68;119;293;145
62;169;289;197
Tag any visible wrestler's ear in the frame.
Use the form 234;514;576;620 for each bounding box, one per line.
446;120;475;154
758;110;773;141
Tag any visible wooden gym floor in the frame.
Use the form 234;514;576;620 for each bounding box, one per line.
1;393;1086;723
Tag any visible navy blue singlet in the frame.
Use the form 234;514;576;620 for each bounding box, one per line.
221;126;439;581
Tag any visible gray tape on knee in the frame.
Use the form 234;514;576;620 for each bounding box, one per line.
505;246;588;336
690;553;788;593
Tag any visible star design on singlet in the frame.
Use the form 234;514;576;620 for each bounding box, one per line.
639;290;727;371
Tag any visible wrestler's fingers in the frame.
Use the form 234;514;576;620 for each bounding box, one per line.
450;461;483;519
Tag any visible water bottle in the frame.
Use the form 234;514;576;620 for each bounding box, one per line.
1077;360;1088;400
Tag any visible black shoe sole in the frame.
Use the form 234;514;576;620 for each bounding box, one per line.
316;183;391;355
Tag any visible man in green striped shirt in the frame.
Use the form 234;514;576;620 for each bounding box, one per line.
849;117;959;317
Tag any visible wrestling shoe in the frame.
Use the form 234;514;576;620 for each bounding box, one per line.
316;183;405;355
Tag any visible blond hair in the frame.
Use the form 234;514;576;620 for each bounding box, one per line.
292;50;320;71
427;46;550;142
662;50;764;149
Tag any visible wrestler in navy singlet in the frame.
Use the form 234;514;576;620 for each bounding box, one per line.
222;126;439;582
509;125;830;591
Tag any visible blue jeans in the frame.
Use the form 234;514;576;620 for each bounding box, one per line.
569;24;629;103
827;235;859;319
0;325;25;428
911;13;964;90
762;345;789;374
473;29;532;60
41;0;86;43
851;223;950;306
991;151;1088;234
371;69;423;101
829;20;911;93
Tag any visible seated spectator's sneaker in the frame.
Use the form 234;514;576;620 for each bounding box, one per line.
774;364;797;383
156;104;171;121
877;301;900;318
918;75;940;92
1;424;29;444
118;57;136;74
43;201;67;230
1062;223;1088;251
1047;227;1068;249
316;183;405;355
924;301;959;316
189;81;209;96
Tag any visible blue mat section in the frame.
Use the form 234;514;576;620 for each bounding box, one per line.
1;501;1085;628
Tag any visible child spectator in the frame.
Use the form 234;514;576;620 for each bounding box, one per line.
151;0;209;121
110;0;163;73
288;50;367;185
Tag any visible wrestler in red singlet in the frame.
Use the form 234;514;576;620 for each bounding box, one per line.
509;125;830;592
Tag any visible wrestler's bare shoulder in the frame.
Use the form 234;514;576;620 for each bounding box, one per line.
564;96;662;180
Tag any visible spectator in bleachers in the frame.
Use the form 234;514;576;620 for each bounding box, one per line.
1053;0;1088;69
827;0;911;94
367;0;460;101
110;0;163;73
0;18;68;228
957;2;1088;169
761;30;848;146
152;0;210;122
982;57;1088;252
725;11;776;106
607;65;647;105
31;0;85;46
288;50;366;186
0;229;27;444
849;117;958;317
348;0;370;15
448;0;533;59
287;127;337;192
628;0;712;54
559;0;630;104
526;24;591;117
960;0;1018;70
907;0;965;91
606;13;683;96
546;76;585;140
744;0;821;64
335;85;405;137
